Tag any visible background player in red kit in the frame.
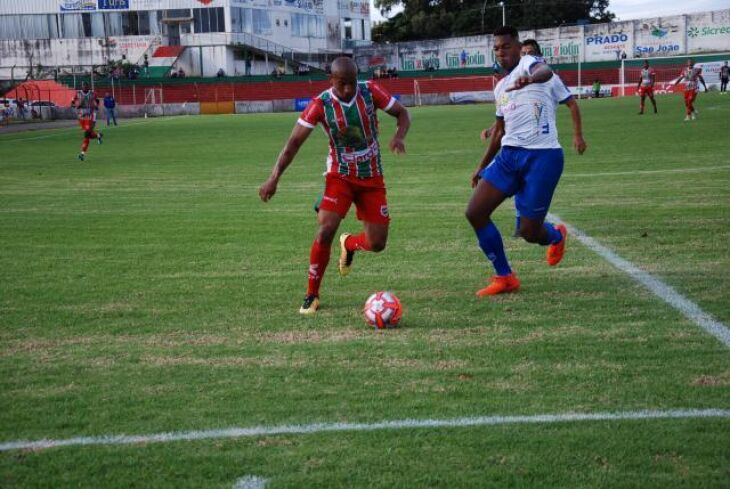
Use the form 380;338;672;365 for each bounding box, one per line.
637;60;657;115
259;57;410;315
674;58;707;121
74;81;103;161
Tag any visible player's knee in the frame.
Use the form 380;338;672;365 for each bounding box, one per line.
315;225;337;244
465;206;485;229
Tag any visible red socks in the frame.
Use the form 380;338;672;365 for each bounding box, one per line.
307;240;331;296
345;232;372;252
81;138;90;152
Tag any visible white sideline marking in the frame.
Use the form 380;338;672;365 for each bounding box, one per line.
564;164;730;178
0;117;180;143
549;213;730;348
232;475;268;489
1;409;728;452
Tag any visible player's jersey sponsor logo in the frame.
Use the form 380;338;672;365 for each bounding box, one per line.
322;195;338;204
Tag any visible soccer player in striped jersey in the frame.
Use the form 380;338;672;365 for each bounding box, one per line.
637;60;658;115
674;58;706;121
259;57;411;315
74;81;103;161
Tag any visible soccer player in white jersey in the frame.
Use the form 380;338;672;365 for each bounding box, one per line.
637;60;658;115
466;26;587;296
674;58;706;121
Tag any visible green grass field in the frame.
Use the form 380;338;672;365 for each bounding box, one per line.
1;93;729;488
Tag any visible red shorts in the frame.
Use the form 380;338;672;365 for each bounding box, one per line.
638;86;654;97
684;89;698;104
78;117;95;131
319;173;390;224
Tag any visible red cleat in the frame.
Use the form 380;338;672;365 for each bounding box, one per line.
546;224;568;266
476;273;521;297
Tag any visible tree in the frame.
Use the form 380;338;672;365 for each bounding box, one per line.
372;0;615;43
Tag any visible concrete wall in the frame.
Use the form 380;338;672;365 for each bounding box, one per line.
354;8;730;71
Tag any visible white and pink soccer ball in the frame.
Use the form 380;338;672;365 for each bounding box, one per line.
363;291;403;329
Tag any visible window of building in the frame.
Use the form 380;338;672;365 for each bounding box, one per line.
0;15;62;40
61;14;85;38
193;7;225;33
343;18;352;40
291;13;324;38
137;11;150;35
252;9;271;35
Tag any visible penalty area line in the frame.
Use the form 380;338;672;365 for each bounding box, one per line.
549;213;730;349
0;408;728;452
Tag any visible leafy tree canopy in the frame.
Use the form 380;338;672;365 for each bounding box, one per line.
372;0;614;42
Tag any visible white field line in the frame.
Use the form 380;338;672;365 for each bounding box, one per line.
232;476;268;489
0;409;728;453
0;116;182;143
563;165;730;178
549;213;730;348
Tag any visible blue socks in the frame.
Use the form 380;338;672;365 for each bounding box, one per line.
542;222;563;245
475;222;512;276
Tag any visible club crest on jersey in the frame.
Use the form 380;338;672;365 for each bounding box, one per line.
337;126;366;148
380;205;389;217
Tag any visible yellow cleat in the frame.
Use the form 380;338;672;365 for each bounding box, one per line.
299;295;320;315
338;233;354;277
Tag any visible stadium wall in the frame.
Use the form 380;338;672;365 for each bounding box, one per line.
353;9;730;71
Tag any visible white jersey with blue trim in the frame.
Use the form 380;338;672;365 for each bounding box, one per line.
494;55;572;149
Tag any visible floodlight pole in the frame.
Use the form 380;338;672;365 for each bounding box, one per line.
482;1;507;32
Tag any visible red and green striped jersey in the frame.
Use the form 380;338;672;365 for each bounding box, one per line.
298;81;396;180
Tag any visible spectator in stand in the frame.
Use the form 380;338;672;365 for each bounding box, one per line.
1;99;11;125
104;92;118;126
143;54;150;77
217;68;226;77
245;56;252;76
388;66;398;78
460;49;467;67
592;79;601;98
178;67;186;78
620;50;627;60
16;98;26;120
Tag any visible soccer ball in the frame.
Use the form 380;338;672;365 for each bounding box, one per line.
363;291;403;329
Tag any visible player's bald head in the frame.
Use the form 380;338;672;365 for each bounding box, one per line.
331;57;358;81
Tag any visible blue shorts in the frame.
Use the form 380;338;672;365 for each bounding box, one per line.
479;146;564;219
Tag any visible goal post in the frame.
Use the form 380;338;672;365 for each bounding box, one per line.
411;75;498;106
142;87;164;117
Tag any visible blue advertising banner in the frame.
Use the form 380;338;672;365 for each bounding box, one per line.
98;0;130;10
294;98;311;111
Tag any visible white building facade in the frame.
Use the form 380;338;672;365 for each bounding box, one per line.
0;0;372;79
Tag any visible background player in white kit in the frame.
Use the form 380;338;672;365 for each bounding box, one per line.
637;60;658;115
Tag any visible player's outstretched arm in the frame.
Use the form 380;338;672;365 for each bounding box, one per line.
386;101;410;154
471;118;505;188
259;123;313;202
565;98;587;155
506;63;553;92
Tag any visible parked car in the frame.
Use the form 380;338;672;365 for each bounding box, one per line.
29;100;58;108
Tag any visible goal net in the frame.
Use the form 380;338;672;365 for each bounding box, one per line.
413;75;498;106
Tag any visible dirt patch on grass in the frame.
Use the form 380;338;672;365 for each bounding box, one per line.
141;354;307;368
691;372;730;387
